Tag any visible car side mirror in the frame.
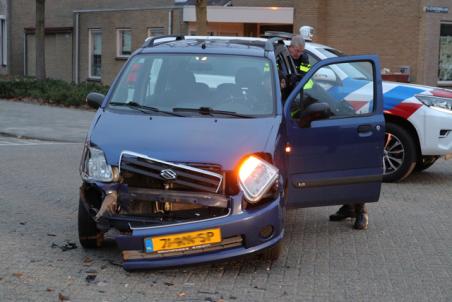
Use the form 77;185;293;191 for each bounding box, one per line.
86;92;105;109
299;102;332;128
312;67;337;84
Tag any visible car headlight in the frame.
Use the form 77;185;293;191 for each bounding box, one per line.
238;156;279;203
80;145;113;182
416;94;452;112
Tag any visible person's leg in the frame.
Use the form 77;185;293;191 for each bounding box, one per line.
353;203;368;230
329;204;355;221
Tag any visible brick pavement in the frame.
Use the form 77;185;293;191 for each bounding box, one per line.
0;139;450;302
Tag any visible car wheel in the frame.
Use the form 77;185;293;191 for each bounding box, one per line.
260;241;282;261
383;123;417;182
78;199;103;248
415;156;439;172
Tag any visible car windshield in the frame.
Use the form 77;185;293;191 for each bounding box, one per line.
109;54;275;117
316;47;373;80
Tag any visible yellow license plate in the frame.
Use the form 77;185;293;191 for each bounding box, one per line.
144;228;222;253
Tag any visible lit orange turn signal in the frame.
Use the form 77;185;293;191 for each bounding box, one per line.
239;156;260;181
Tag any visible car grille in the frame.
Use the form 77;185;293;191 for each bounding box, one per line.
119;151;224;194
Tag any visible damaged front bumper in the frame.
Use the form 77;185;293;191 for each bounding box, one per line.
80;182;284;270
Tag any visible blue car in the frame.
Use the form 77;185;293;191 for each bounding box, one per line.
79;36;385;270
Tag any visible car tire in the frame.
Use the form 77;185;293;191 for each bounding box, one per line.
260;241;282;261
415;156;439;172
78;199;103;248
383;123;417;183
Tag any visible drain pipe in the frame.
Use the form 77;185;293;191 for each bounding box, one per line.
74;12;80;84
23;32;27;76
168;9;173;34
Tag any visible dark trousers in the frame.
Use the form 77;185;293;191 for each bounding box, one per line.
342;203;367;215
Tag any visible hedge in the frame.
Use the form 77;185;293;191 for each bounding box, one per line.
0;77;109;107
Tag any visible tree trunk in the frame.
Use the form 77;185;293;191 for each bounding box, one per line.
195;0;208;36
35;0;46;80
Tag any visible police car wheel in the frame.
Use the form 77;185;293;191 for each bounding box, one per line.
78;199;103;249
382;123;417;183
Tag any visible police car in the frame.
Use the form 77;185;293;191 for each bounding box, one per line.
297;26;452;182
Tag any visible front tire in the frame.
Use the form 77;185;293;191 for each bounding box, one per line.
78;199;103;248
383;123;417;182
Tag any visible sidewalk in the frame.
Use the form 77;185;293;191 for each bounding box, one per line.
0;100;95;142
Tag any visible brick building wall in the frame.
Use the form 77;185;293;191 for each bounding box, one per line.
7;0;452;86
78;8;184;84
417;0;452;85
9;0;175;77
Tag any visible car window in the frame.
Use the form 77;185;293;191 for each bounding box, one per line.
292;61;375;122
316;48;372;81
109;54;275;116
305;50;319;66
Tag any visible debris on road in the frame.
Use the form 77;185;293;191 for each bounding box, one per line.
12;272;23;278
82;256;93;266
46;288;54;292
51;241;77;252
58;292;70;301
85;274;96;284
107;259;122;267
47;233;57;237
177;292;186;297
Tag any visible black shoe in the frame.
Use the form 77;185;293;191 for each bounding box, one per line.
353;213;368;230
329;205;355;221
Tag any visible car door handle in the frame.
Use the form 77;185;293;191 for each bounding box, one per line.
357;124;373;136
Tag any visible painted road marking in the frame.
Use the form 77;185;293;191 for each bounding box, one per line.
0;137;77;146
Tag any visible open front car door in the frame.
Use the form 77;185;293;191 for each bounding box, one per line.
284;55;385;208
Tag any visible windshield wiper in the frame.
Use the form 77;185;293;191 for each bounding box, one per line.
109;102;184;117
172;107;254;118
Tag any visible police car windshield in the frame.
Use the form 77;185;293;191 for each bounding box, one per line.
109;54;275;117
317;48;373;80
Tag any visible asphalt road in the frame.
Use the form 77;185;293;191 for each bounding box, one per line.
0;134;451;302
0;100;451;302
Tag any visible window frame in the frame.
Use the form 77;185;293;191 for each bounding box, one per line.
147;27;165;38
438;22;452;86
88;28;102;80
117;28;132;58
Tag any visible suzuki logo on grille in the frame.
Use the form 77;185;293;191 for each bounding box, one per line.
160;169;177;180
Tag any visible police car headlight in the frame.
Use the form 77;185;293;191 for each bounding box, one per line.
238;156;279;203
80;145;113;182
416;94;452;113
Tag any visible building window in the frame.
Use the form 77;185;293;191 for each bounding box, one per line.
89;29;102;79
147;27;165;38
0;17;7;66
117;29;132;57
439;24;452;84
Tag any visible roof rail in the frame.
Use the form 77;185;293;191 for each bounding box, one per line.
143;35;185;48
262;31;294;40
264;37;286;51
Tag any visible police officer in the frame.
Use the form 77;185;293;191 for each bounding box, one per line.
288;35;311;76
